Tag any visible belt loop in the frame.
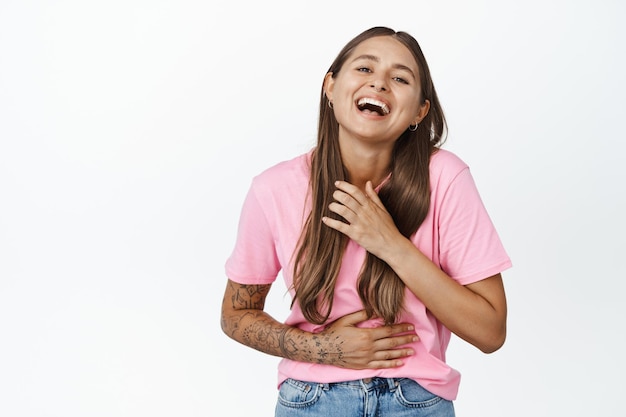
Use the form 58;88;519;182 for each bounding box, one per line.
387;378;399;392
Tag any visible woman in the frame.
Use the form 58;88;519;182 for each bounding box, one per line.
221;26;511;416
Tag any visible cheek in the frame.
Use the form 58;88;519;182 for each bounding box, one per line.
333;82;355;103
333;102;353;126
402;96;424;119
332;88;356;117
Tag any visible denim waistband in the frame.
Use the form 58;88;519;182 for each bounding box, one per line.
319;377;401;392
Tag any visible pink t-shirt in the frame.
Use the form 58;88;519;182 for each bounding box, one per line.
225;148;512;401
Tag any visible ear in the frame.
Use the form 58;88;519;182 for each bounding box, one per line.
323;72;335;102
414;99;430;125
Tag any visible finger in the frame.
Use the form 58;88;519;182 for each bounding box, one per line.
367;359;406;369
373;347;415;361
388;322;418;337
328;201;356;224
367;347;415;369
335;180;368;205
322;215;350;234
371;322;416;340
364;181;386;210
332;189;361;212
375;333;419;350
334;309;370;326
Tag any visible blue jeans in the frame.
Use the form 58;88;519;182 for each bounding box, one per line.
275;377;455;417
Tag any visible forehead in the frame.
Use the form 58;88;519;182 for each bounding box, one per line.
348;36;418;71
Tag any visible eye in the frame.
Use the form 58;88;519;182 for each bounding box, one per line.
357;67;372;73
393;77;409;85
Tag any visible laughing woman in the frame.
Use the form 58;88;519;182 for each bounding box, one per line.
221;26;512;417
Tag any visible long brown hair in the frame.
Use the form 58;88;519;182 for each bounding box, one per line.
292;27;447;325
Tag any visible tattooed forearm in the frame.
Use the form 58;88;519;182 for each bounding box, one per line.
221;279;349;367
221;281;290;358
238;320;347;366
277;327;347;366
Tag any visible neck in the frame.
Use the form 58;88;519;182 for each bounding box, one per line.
339;139;392;190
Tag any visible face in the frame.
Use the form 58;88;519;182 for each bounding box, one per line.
324;36;430;146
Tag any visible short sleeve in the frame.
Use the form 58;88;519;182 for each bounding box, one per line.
437;167;512;285
225;182;281;284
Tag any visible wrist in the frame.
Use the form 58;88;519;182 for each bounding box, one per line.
279;326;316;363
380;234;416;270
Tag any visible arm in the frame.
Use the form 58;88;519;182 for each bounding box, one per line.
386;243;507;353
220;279;419;368
323;180;507;353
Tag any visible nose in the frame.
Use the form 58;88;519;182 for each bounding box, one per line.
370;80;387;92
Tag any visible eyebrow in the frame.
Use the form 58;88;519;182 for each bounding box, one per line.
351;54;417;81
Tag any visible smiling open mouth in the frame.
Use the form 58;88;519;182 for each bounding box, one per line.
357;97;390;116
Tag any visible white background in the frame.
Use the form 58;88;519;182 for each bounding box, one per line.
1;1;624;416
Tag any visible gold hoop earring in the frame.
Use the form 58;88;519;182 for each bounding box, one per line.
409;123;418;131
328;101;333;109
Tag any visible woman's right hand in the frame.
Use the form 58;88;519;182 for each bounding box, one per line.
313;310;418;369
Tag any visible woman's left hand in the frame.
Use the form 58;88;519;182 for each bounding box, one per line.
322;180;403;259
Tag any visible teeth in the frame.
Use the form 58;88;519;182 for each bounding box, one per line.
357;97;390;115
